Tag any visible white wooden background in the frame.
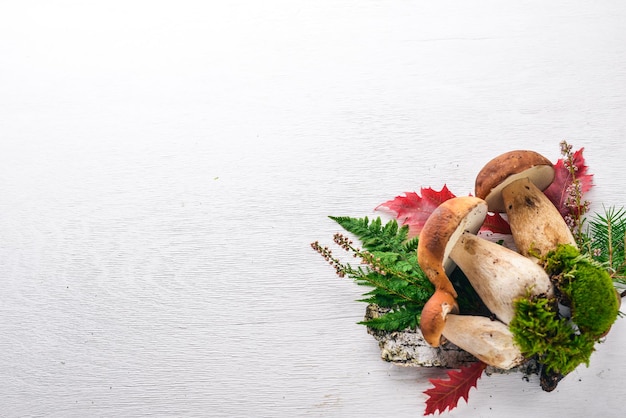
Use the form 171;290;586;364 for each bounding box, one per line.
1;1;626;417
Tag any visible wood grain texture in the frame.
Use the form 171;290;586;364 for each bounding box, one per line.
1;1;626;417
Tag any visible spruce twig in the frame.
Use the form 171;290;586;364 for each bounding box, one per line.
587;206;626;285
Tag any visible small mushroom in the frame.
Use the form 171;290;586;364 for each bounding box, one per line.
420;290;459;347
418;196;553;324
420;290;524;370
475;150;577;258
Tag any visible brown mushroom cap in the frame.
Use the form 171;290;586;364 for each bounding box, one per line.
475;150;555;213
419;290;459;347
417;196;488;298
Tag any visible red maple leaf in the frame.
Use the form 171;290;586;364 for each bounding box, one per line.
482;212;512;235
543;148;594;217
423;361;487;415
375;185;456;237
375;185;511;236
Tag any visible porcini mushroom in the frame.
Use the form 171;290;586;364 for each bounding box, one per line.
449;231;553;324
417;196;487;299
420;290;459;347
420;290;524;369
418;196;553;324
475;150;577;258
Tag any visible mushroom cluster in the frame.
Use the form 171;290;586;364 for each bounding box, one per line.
417;150;612;371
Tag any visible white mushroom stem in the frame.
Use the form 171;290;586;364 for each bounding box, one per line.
443;315;524;370
502;177;577;258
419;291;524;369
449;231;554;324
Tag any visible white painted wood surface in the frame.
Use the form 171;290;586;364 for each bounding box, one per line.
1;1;625;416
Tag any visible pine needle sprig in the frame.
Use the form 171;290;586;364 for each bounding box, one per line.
586;206;626;286
311;216;434;331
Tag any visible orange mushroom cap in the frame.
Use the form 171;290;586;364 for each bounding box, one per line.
419;290;459;347
417;196;488;298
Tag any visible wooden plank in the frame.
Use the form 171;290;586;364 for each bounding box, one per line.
1;1;626;417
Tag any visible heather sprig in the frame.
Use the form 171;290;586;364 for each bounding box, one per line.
559;140;591;246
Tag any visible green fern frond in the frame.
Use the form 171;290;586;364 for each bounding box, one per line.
359;306;420;331
358;287;409;308
403;236;420;253
312;216;434;331
329;216;409;253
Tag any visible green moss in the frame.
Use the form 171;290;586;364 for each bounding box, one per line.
510;244;620;377
543;243;580;274
543;244;619;337
510;296;595;375
568;263;618;336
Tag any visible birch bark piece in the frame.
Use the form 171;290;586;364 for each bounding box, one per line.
364;304;476;368
364;304;539;375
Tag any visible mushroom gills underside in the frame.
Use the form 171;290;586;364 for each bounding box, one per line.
442;203;488;275
484;165;555;213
